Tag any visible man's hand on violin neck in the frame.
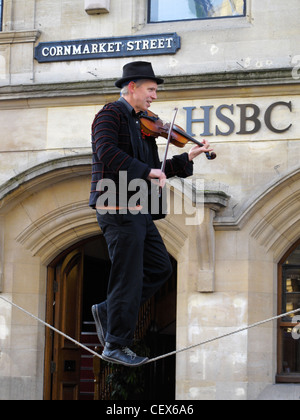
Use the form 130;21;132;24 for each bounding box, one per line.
147;169;167;188
188;139;214;161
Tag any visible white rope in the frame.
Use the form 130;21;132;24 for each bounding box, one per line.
145;307;300;364
1;294;299;366
0;295;102;360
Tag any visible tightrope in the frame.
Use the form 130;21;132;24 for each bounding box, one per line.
0;295;102;359
145;307;300;364
0;295;299;365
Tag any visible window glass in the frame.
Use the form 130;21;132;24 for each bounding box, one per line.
0;0;2;31
282;249;300;321
278;244;300;380
281;328;300;374
149;0;246;23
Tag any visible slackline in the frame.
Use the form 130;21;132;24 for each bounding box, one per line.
0;295;299;365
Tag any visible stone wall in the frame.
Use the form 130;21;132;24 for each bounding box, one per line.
1;0;300;400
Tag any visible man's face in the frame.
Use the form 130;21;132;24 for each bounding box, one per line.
131;80;158;113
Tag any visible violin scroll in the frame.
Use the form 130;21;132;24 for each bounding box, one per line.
205;151;217;160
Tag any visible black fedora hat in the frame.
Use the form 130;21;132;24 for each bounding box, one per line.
115;61;164;88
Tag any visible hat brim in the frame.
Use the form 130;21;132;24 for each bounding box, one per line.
115;75;164;89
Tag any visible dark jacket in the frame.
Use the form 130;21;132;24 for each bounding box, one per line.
89;100;194;217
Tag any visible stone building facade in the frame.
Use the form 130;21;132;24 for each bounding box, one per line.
0;0;300;400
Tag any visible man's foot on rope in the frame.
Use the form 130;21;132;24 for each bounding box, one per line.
102;343;149;367
91;302;107;347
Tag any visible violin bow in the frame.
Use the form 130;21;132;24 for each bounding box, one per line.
159;107;179;196
161;107;179;174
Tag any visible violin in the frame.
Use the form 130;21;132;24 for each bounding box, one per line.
140;110;217;161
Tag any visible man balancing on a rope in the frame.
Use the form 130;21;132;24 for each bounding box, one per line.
89;61;213;367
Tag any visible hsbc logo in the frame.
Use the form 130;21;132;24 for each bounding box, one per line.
184;101;293;138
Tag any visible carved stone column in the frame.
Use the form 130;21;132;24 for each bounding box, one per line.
196;191;230;293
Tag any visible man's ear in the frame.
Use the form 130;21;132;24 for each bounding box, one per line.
128;81;136;93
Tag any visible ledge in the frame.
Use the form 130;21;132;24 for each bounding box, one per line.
204;190;231;212
85;0;110;14
0;68;298;105
163;68;299;91
172;178;231;213
0;30;41;45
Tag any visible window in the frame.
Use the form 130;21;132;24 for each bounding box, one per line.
277;242;300;383
148;0;246;23
0;0;2;31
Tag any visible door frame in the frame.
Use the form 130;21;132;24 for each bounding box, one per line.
44;238;98;400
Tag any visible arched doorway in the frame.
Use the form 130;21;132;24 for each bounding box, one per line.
44;235;177;400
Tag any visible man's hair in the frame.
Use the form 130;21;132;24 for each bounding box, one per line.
121;79;148;96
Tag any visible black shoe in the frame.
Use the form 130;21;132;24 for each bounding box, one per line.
102;343;149;367
91;302;107;347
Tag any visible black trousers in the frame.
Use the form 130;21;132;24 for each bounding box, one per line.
97;212;173;347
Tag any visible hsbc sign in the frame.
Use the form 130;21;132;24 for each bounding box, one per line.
184;101;293;137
